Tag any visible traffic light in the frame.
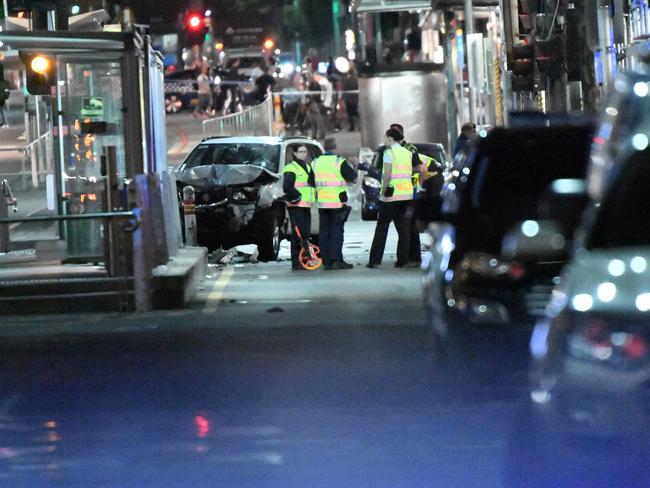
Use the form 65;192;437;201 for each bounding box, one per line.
510;42;535;92
186;14;202;31
19;52;56;95
184;12;208;46
535;36;563;79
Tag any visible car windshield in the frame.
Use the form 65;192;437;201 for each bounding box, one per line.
182;143;281;173
227;57;263;69
370;144;446;171
415;144;447;169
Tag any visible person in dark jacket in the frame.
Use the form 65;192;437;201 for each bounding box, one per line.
312;137;357;270
282;144;316;270
453;122;477;158
388;123;426;265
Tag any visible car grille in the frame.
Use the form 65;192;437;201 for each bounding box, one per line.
195;186;228;204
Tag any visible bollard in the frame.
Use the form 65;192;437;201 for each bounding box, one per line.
182;185;197;246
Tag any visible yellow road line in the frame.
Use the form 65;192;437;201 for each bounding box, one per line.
203;266;234;313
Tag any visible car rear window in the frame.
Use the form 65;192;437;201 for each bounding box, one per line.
183;143;281;173
587;147;650;249
471;126;592;214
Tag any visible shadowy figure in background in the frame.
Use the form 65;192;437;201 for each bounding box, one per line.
453;122;478;158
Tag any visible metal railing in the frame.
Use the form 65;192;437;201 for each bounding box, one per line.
26;131;53;189
0;131;53;190
202;97;273;137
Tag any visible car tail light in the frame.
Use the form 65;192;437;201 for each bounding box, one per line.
509;261;527;280
568;319;649;369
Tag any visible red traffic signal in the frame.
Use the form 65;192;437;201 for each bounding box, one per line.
186;14;202;31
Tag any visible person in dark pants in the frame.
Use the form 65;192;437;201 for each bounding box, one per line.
282;145;316;271
367;128;417;268
342;68;359;131
374;123;427;265
390;124;426;264
312;138;357;270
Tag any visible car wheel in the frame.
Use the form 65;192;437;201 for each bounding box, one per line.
257;213;281;262
360;194;377;221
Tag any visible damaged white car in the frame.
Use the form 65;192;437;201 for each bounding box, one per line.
175;136;323;261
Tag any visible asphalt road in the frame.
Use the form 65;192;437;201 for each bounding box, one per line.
0;210;537;487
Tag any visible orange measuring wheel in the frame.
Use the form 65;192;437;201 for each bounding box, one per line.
299;244;323;270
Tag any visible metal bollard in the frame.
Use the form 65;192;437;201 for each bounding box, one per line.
182;185;197;246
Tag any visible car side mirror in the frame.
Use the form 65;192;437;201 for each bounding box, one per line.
501;220;567;262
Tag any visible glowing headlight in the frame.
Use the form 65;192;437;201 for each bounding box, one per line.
363;176;381;188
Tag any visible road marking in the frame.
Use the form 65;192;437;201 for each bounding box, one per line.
203;266;235;313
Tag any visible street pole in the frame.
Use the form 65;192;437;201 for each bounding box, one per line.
1;0;7;31
332;0;342;55
464;0;477;125
294;0;302;64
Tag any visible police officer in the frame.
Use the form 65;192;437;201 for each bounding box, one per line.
312;138;357;270
390;124;427;265
367;128;416;268
283;144;316;271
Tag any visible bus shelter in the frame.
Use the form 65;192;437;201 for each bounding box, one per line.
0;30;169;262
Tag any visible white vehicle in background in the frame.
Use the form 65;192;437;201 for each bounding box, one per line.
223;48;268;78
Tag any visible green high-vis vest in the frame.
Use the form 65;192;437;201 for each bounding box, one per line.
382;145;414;202
283;160;315;208
313;154;347;209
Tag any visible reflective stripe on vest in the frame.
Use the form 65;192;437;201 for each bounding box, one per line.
283;160;314;208
381;146;414;202
313;154;346;209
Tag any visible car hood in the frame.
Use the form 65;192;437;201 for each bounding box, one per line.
177;164;278;189
563;247;650;313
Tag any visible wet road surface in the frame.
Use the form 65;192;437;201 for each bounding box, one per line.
0;218;648;486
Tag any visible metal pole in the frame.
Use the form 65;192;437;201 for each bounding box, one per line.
2;0;8;31
465;0;477;125
131;176;153;312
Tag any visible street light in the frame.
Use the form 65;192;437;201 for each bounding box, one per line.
30;55;50;74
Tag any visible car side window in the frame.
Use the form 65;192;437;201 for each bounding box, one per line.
309;145;322;159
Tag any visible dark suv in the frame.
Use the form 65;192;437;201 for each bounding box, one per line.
422;123;594;356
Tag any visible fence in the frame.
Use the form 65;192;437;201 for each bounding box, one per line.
0;131;52;190
202;97;273;137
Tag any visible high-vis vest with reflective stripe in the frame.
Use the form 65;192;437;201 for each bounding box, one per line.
312;154;347;209
381;145;414;202
283;160;315;208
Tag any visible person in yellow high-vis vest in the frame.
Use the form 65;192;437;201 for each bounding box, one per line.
312;138;358;270
282;144;316;271
390;124;427;265
367;127;417;268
